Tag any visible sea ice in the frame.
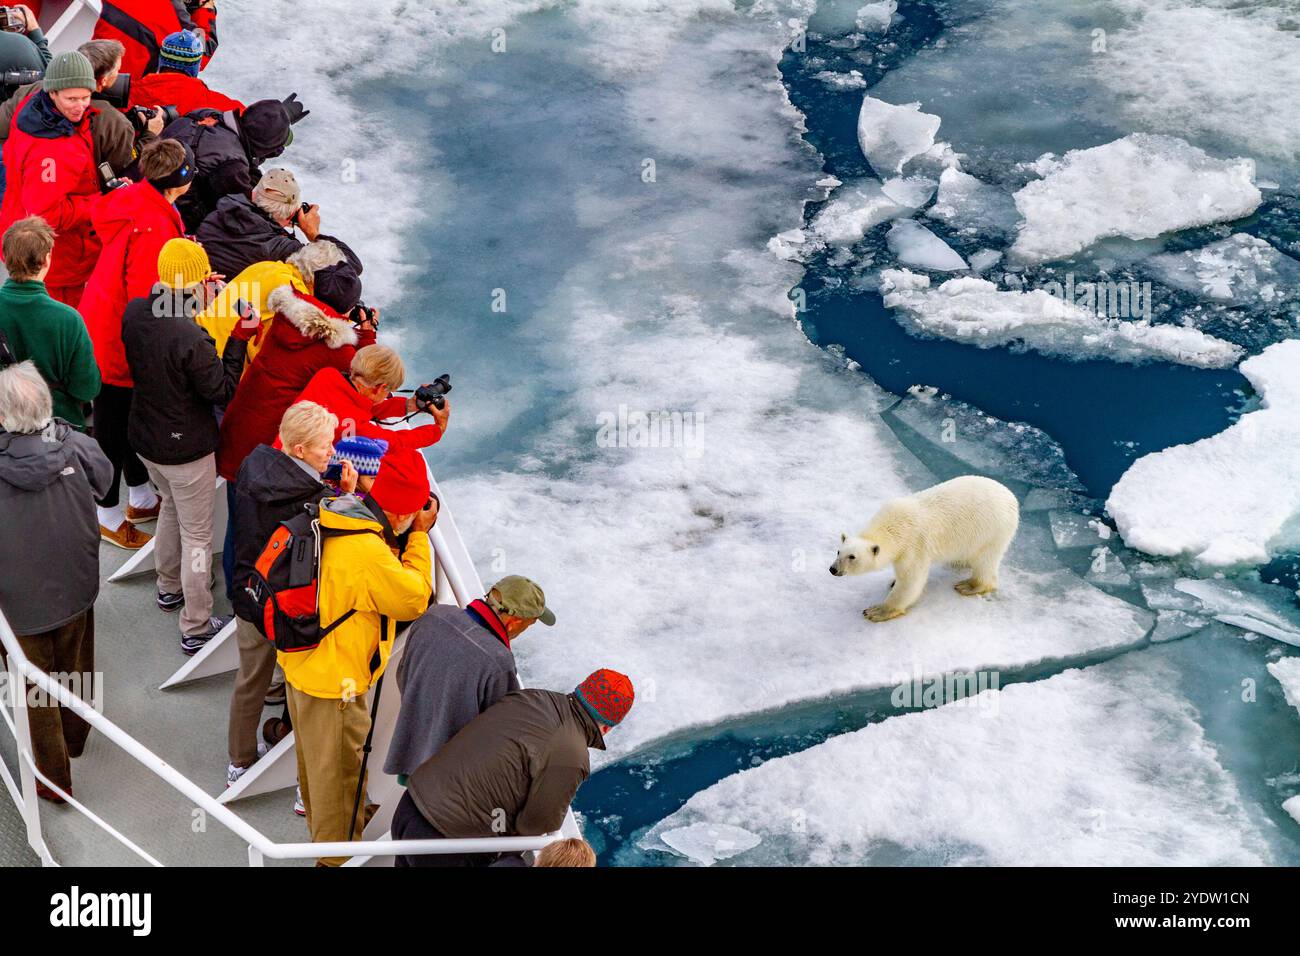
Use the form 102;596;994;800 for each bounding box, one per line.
857;96;942;177
1267;657;1300;718
855;0;897;33
1107;341;1300;567
886;220;968;271
1146;234;1300;306
1173;578;1300;648
807;178;921;246
640;655;1274;865
1049;511;1111;550
814;69;868;90
658;823;762;865
1009;134;1262;265
878;269;1243;368
925;167;1020;237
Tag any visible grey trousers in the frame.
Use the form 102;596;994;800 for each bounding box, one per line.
140;453;217;636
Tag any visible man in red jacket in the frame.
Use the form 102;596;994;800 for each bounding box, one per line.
0;52;102;308
93;0;218;79
127;29;242;116
80;138;194;548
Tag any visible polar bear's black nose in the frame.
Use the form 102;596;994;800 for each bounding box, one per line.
829;566;841;576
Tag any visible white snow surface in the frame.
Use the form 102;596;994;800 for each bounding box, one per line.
879;269;1243;368
1108;341;1300;567
641;655;1274;865
1009;134;1262;265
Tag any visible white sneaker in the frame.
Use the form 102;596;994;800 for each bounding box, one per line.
293;785;305;817
225;743;269;787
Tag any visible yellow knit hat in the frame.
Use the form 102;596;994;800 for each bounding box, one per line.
156;238;213;289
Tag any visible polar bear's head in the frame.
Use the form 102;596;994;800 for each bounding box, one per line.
829;533;885;576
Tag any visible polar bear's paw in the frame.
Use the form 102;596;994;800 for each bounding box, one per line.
954;578;996;596
863;604;907;623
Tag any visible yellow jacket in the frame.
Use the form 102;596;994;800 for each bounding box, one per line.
279;496;433;700
196;260;309;360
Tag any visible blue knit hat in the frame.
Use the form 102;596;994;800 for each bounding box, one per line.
159;30;204;77
330;436;389;477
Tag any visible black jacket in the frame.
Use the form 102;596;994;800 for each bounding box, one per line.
194;193;361;281
121;287;247;465
0;422;111;635
230;444;331;624
164;101;290;232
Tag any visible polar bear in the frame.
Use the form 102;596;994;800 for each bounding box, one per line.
829;475;1019;622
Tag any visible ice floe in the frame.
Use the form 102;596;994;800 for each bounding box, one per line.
925;167;1020;237
1009;134;1262;265
1107;341;1300;567
1268;657;1300;718
878;268;1244;368
807;178;923;246
886;220;967;271
857;96;942;176
1146;234;1300;306
642;655;1273;865
1172;578;1300;648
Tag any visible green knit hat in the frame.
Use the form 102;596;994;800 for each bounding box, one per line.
42;52;96;93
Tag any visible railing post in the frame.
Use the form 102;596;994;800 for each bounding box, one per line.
6;650;46;862
248;845;265;867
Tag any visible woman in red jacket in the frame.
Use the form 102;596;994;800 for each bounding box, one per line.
0;54;102;308
93;0;218;78
216;279;374;483
79;138;194;548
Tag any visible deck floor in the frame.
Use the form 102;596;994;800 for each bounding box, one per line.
3;527;314;866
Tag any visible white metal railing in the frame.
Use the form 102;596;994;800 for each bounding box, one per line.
0;545;565;867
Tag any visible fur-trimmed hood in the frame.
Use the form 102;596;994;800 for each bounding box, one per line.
268;285;358;349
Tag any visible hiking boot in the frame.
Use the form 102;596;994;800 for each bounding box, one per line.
157;590;184;612
263;716;290;746
125;501;160;523
181;615;232;655
293;785;306;817
226;744;270;786
264;681;286;706
100;521;152;550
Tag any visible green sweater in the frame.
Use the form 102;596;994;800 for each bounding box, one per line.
0;279;100;427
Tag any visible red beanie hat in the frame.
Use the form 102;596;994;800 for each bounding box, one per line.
368;447;430;515
575;669;634;726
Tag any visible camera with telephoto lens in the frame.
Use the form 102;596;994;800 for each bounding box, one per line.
414;374;452;413
0;7;27;32
348;303;377;329
127;103;180;136
2;68;41;88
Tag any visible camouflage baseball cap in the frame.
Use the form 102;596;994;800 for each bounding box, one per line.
487;575;555;626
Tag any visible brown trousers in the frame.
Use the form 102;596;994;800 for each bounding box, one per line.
227;617;276;767
286;683;370;866
11;609;95;793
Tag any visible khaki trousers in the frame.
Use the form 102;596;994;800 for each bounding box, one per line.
140;453;216;636
286;684;370;866
9;610;95;793
227;617;276;767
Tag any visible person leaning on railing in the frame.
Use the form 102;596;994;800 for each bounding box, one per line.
0;361;111;804
282;445;437;866
392;669;634;868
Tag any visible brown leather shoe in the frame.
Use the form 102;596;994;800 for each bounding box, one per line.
100;521;153;550
125;501;160;523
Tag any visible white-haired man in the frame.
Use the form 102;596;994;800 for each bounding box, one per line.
0;361;111;802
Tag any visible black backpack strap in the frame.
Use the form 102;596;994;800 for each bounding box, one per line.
319;607;356;637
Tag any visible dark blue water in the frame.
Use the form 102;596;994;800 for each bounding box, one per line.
780;14;1259;499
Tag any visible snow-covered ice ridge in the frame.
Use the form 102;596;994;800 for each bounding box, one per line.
1107;340;1300;567
643;655;1275;866
879;269;1243;368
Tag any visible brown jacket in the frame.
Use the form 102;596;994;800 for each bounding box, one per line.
406;689;604;838
0;85;139;173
